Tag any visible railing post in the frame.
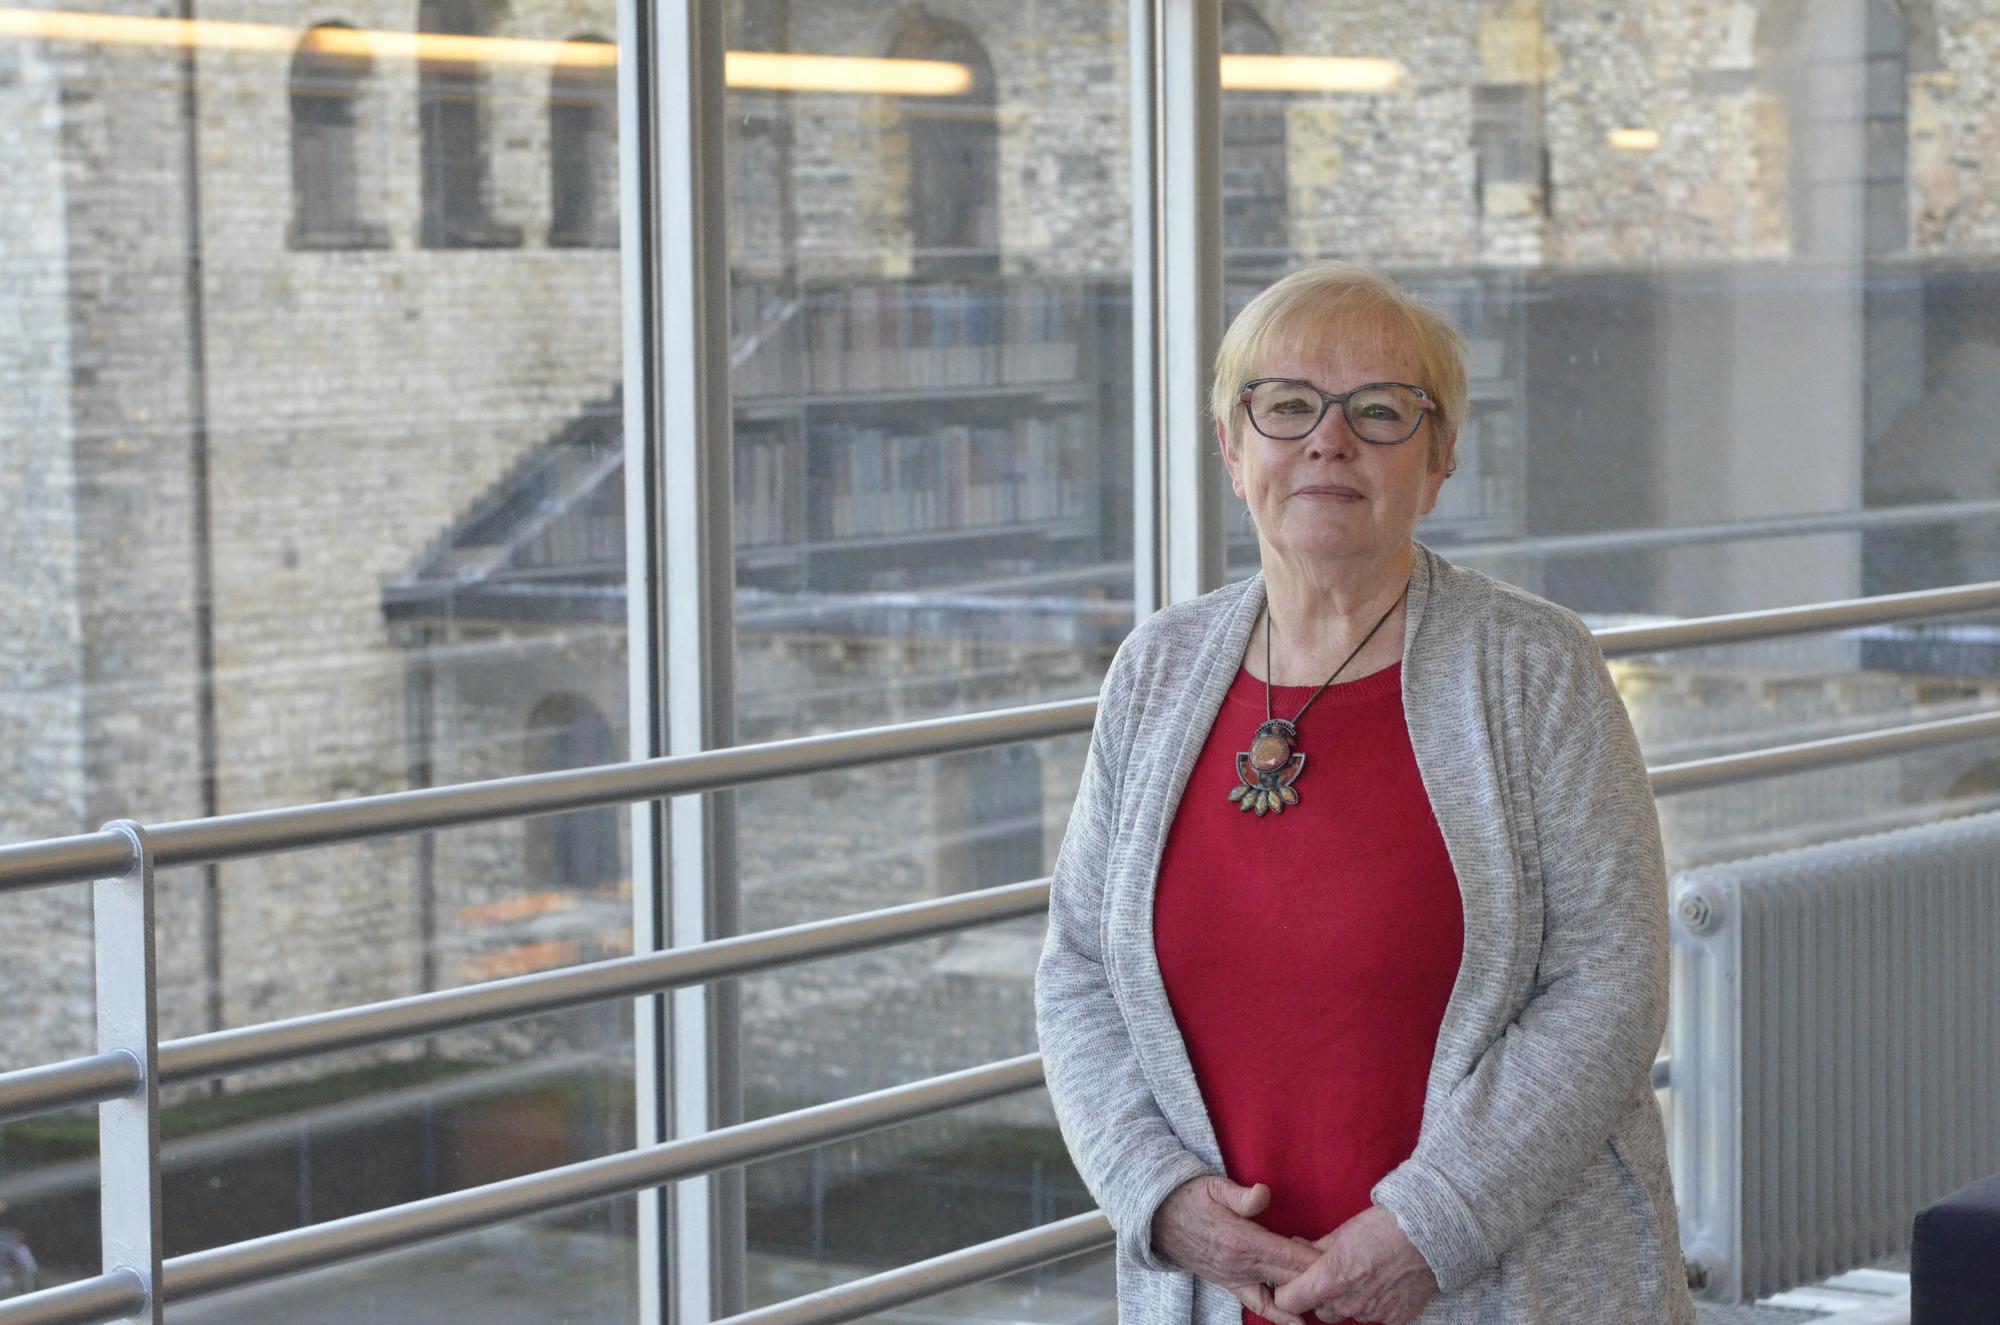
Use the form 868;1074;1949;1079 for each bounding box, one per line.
96;820;163;1324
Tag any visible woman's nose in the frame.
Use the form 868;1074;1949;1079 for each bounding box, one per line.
1304;405;1360;458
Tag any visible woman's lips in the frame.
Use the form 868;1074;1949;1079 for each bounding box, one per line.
1294;485;1363;499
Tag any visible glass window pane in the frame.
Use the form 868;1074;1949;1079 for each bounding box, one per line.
1213;1;2000;853
165;1200;638;1323
721;0;1131;1304
0;3;633;1310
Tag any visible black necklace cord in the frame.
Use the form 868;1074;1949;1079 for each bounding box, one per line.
1262;587;1403;727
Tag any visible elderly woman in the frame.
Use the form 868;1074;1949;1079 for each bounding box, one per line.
1035;263;1695;1325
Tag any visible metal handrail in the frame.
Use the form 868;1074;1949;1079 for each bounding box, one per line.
157;879;1050;1083
1649;709;2000;795
711;1211;1115;1325
0;1053;141;1128
160;1056;1046;1305
1435;498;2000;562
0;882;1049;1123
3;580;1998;897
1596;579;2000;657
0;700;1096;895
2;579;1998;1325
0;1271;147;1325
7;704;1999;1126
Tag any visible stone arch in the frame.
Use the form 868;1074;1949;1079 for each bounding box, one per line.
418;0;520;247
936;742;1046;894
524;694;622;891
1756;0;1933;257
1754;0;1939;73
289;23;386;248
1222;2;1289;268
890;12;1000;276
1946;759;2000;805
549;35;617;248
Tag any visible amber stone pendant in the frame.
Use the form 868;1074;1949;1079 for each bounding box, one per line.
1228;718;1307;817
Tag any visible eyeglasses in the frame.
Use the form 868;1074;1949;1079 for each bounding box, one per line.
1238;378;1434;444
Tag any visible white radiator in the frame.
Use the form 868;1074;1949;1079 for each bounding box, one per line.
1667;809;2000;1304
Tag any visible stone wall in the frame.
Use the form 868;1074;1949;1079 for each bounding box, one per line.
0;31;96;1064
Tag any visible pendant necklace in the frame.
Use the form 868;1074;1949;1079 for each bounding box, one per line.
1228;590;1401;818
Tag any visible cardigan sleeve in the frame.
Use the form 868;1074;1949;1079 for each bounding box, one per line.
1035;641;1216;1275
1370;616;1670;1294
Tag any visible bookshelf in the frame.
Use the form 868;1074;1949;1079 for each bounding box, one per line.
730;276;1113;592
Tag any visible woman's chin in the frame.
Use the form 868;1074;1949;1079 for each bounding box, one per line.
1269;526;1393;565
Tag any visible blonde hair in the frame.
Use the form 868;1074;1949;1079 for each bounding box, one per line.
1210;262;1469;475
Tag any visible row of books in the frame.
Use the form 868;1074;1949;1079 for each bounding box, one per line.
730;282;1089;397
735;417;1093;546
736;433;797;548
823;480;1086;539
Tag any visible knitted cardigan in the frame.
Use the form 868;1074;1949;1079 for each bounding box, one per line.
1034;542;1697;1323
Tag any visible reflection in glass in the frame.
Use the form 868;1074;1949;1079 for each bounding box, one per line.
0;1;632;1313
721;0;1131;1306
1209;0;2000;935
549;36;619;249
1222;2;1288;272
418;0;520;248
893;13;1002;278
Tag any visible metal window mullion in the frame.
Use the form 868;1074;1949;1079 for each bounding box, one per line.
616;0;671;1313
95;821;163;1324
656;0;742;1321
1158;0;1225;604
1128;0;1162;619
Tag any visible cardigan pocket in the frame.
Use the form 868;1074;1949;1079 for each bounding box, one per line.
1491;1138;1661;1322
1606;1134;1670;1321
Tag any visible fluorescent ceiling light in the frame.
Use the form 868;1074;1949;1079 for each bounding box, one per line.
1220;55;1404;93
725;52;971;95
0;10;973;93
1607;127;1662;151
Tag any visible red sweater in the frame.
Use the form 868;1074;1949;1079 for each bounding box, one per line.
1153;661;1464;1325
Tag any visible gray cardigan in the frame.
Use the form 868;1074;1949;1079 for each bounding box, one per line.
1035;543;1697;1323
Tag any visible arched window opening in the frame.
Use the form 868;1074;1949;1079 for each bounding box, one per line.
892;17;1000;277
1947;759;2000;811
936;744;1044;895
1791;0;1909;257
1222;3;1288;271
549;36;618;248
419;0;521;248
1472;83;1548;222
289;24;387;249
523;695;622;893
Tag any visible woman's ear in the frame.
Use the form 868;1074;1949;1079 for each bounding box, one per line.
1217;420;1245;496
1421;431;1456;515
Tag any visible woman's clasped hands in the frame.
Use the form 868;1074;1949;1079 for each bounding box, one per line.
1151;1177;1441;1325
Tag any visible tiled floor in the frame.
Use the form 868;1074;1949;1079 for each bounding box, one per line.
1695;1258;1913;1324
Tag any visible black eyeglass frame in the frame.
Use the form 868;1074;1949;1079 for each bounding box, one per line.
1237;377;1436;444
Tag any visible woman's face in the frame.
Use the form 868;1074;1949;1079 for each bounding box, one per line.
1219;320;1453;571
